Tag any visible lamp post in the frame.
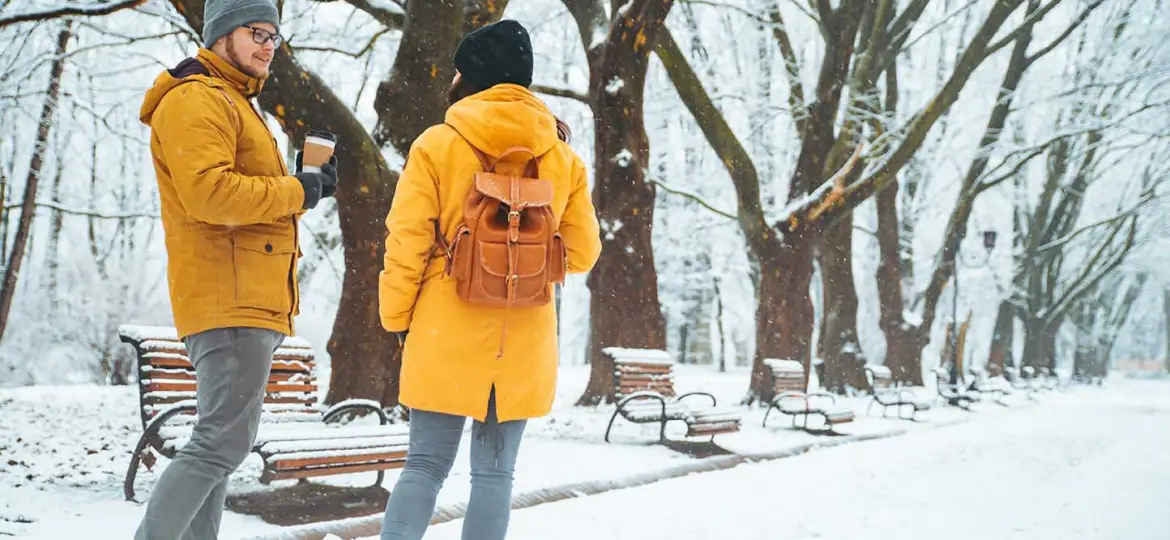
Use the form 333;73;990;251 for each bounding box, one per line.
949;230;997;384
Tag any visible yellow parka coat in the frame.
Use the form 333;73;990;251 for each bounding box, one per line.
379;84;602;422
140;49;305;339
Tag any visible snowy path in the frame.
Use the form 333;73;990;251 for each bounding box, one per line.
412;380;1170;540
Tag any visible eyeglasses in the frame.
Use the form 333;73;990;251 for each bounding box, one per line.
241;25;283;47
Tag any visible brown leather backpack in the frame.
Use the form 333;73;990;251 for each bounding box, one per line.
435;128;567;309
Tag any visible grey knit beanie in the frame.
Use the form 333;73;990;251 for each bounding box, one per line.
202;0;280;46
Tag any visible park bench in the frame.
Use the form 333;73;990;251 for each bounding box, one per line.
966;367;1013;405
931;366;981;409
119;325;409;501
603;347;742;443
863;365;932;420
762;359;854;433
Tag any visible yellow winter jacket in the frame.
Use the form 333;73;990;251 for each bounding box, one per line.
379;84;602;422
140;49;305;339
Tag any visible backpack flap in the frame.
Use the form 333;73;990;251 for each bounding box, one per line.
473;173;553;209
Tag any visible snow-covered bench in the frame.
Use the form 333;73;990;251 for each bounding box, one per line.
762;359;855;433
966;367;1013;405
603;348;742;443
118;325;409;501
863;365;932;420
1003;366;1046;398
932;367;982;410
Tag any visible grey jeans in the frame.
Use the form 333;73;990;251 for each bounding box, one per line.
380;389;527;540
134;327;284;540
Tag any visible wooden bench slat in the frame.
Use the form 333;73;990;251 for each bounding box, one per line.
141;370;306;384
271;450;408;471
264;460;404;482
142;381;317;395
140;355;313;373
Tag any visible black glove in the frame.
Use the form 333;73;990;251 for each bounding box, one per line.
295;152;339;199
295;161;337;210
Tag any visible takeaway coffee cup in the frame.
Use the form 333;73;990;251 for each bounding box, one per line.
301;130;336;174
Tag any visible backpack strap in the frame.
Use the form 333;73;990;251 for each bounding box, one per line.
445;123;542;177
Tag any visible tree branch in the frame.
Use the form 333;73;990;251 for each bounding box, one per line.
650;178;737;220
1024;0;1106;66
293;28;391;59
654;25;767;243
3;199;158;219
530;83;590;104
1036;193;1156;254
984;0;1067;58
336;0;405;30
0;0;145;28
681;0;770;23
840;0;1027;207
767;2;806;132
1045;216;1137;326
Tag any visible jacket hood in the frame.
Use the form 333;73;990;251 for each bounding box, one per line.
140;48;266;125
444;84;559;159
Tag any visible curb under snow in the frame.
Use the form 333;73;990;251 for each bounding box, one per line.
241;416;971;540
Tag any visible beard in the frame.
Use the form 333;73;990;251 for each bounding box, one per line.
225;36;264;78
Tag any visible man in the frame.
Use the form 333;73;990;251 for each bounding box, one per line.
135;0;337;538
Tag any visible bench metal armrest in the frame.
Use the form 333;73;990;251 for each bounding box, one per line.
323;398;389;425
806;391;838;405
771;391;809;407
616;391;668;419
677;391;717;408
897;388;919;402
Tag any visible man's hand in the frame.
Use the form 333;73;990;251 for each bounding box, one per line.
295;161;337;209
294;152;339;200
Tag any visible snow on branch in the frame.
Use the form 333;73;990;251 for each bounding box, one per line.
775;144;864;231
0;0;146;29
320;0;405;30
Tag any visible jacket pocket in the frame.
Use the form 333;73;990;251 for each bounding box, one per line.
231;229;296;314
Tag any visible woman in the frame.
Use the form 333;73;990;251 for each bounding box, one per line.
377;19;602;540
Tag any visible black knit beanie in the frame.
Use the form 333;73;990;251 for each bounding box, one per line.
453;20;533;90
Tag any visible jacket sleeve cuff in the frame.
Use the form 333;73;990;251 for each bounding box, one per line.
380;313;411;333
285;175;306;212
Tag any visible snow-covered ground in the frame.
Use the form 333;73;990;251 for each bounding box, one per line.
377;377;1170;540
2;363;1135;539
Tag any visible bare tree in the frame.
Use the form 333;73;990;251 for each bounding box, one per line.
1072;272;1146;380
0;21;72;343
0;0;145;29
657;0;1042;401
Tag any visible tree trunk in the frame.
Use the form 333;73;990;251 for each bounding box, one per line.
0;22;71;343
1072;303;1098;379
747;232;814;402
577;0;675;406
46;149;65;305
254;50;399;405
1164;289;1170;373
0;160;9;269
818;215;870;393
372;0;469;150
874;174;927;385
986;300;1015;376
714;277;726;373
1022;318;1057;371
